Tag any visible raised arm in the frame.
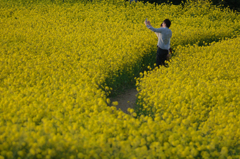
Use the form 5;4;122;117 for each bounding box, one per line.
146;25;163;33
144;20;163;33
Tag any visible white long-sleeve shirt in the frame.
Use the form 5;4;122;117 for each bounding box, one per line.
146;25;172;50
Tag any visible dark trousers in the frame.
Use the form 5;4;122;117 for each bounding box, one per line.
156;47;168;67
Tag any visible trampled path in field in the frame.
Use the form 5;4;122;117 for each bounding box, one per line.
109;88;138;114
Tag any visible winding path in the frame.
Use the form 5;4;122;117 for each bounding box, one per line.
109;88;138;114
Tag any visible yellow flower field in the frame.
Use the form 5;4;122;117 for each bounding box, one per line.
136;36;240;158
0;0;240;158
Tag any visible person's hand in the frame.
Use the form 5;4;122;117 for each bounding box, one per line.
144;20;151;26
144;20;148;26
147;21;151;26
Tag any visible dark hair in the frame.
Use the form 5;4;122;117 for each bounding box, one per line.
163;19;171;28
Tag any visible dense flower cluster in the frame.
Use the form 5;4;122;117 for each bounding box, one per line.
136;36;240;158
0;0;240;158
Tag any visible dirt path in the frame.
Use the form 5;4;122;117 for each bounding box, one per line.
109;88;138;114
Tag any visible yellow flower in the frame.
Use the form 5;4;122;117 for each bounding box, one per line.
1;0;240;158
112;101;118;106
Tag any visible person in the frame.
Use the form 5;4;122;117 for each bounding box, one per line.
144;19;172;67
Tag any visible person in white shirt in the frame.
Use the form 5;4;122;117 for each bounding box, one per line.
144;19;172;67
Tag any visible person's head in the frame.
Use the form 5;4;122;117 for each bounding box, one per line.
162;19;171;28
